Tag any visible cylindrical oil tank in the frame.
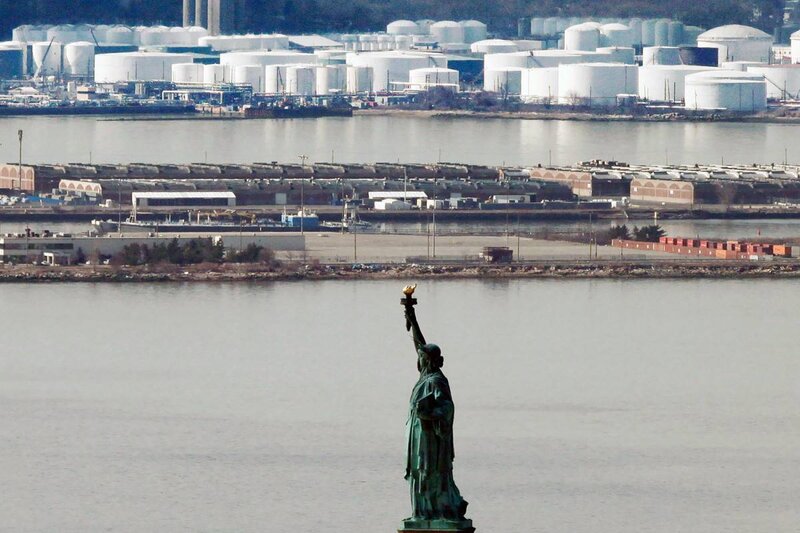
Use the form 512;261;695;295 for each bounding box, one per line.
203;63;227;83
638;65;716;101
187;26;209;46
346;51;446;92
395;35;413;50
416;20;434;35
596;46;635;64
264;64;289;93
746;65;800;99
600;23;633;48
220;50;315;70
484;51;534;71
558;63;639;106
233;64;264;92
63;41;95;77
697;25;773;62
340;34;358;52
654;20;670;46
683;26;704;46
377;34;396;51
0;47;24;79
543;17;559;36
668;21;685;46
528;50;584;67
358;35;378;52
484;67;524;93
520;66;559;102
47;24;89;45
628;18;643;46
12;26;32;43
315;50;346;65
285;65;316;95
679;46;719;66
641;19;656;46
564;23;600;51
513;40;540;51
32;41;62;76
409;67;459;90
346;65;373;92
471;39;519;54
721;61;766;71
139;26;170;46
172;62;204;83
518;17;531;38
793;30;800;63
104;25;135;45
460;20;487;44
642;46;682;65
94;52;190;82
684;70;767;111
431;21;465;44
316;64;347;94
530;18;545;36
387;20;419;36
167;27;192;46
91;25;110;43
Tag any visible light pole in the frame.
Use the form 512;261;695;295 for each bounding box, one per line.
17;129;23;191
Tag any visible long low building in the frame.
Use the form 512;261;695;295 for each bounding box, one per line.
0;231;305;263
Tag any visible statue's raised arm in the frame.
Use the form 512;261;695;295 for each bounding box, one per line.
402;284;426;350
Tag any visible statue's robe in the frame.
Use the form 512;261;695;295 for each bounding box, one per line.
405;369;466;520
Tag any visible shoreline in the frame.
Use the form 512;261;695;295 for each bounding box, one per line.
2;260;800;282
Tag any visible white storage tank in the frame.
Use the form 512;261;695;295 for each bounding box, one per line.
642;46;682;65
340;34;358;51
746;65;800;99
596;46;635;64
32;41;62;76
792;29;800;64
316;64;347;94
203;63;227;84
395;35;413;50
264;64;289;94
104;25;135;45
520;67;559;102
484;67;524;94
47;24;88;45
168;27;192;46
416;20;434;35
513;40;542;52
63;41;95;77
530;18;545;36
460;20;487;44
94;52;190;82
543;17;559;36
233;65;265;92
378;34;396;51
187;26;209;45
387;20;419;36
668;21;685;46
470;39;519;54
564;23;600;52
430;21;465;45
172;62;204;83
697;25;773;62
641;19;656;46
628;18;643;46
654;20;670;46
139;26;170;46
638;65;717;101
721;61;766;72
528;50;584;67
285;65;316;95
684;70;767;111
485;51;534;71
346;65;373;92
558;63;639;106
600;23;634;48
346;51;446;92
221;50;316;70
683;26;705;46
409;67;459;90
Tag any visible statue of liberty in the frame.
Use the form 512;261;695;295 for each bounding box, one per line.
400;285;473;532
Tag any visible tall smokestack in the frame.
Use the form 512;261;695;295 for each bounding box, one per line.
183;0;192;26
195;0;208;29
208;0;220;36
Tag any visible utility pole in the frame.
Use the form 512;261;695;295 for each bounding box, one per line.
432;174;437;258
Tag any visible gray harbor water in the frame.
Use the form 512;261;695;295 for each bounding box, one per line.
1;115;800;167
1;280;798;532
